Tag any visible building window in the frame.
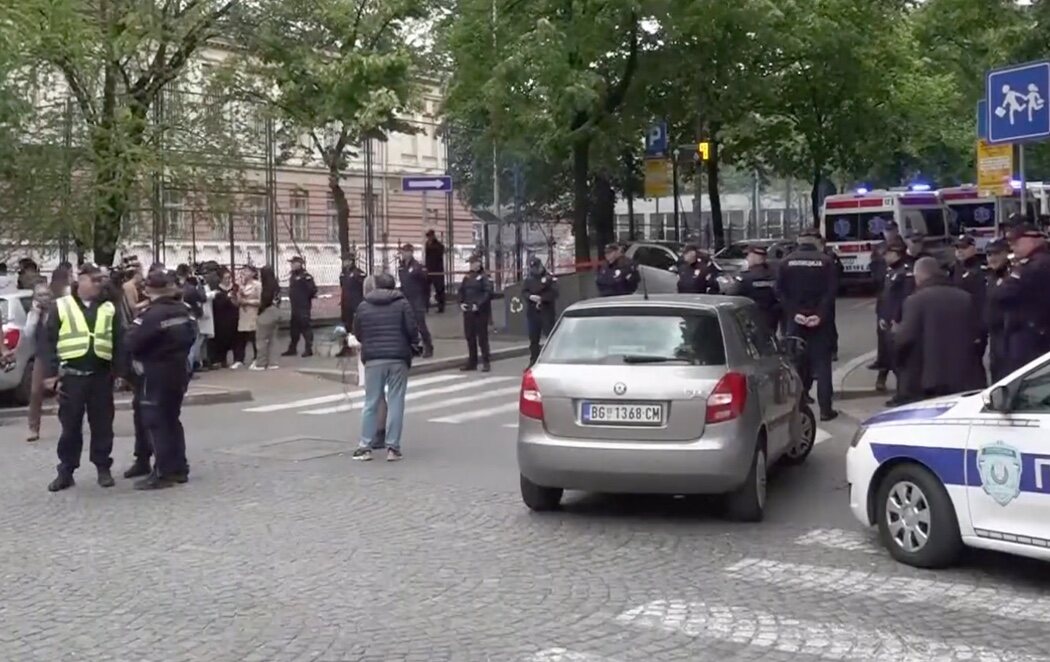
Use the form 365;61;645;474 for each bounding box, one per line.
211;212;231;240
163;190;185;240
290;189;309;241
247;191;266;241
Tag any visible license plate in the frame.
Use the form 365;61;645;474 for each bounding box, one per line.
581;402;664;426
843;263;868;272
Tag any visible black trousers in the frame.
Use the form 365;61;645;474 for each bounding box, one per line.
140;366;189;478
413;303;433;349
428;275;446;313
234;331;257;363
791;322;834;415
526;309;555;365
56;372;115;474
288;310;314;351
464;310;491;366
131;374;150;462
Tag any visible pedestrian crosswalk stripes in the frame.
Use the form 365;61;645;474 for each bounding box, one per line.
302;376;517;415
430;401;521;424
243;374;462;413
407;386;521;415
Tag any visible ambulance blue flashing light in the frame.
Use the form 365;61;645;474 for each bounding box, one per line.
855;187;869;195
910;183;931;192
1010;179;1023;190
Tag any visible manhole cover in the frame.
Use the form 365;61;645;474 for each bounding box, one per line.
219;437;349;461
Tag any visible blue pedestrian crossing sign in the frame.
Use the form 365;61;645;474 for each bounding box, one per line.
986;61;1050;144
645;122;668;157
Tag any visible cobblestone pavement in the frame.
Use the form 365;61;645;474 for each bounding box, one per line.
3;303;1049;662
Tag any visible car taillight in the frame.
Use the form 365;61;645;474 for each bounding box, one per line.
706;372;747;423
520;369;544;420
3;327;19;350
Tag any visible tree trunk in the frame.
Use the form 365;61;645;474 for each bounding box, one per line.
328;163;351;258
592;174;616;250
706;124;725;251
811;164;824;228
572;138;591;263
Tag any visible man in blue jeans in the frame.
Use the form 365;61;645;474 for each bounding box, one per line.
351;273;421;462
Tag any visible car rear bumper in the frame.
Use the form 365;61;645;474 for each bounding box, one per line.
516;416;756;495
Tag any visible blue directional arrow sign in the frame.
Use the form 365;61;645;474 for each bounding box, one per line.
986;61;1050;144
644;121;668;157
401;176;452;192
977;99;988;140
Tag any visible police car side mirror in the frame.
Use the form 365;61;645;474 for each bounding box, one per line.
669;265;679;274
985;385;1013;413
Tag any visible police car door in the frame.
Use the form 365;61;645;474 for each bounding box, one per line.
965;359;1050;547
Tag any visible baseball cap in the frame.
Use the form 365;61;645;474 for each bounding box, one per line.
78;263;103;277
1006;222;1044;240
603;242;622;252
986;238;1009;254
528;256;543;268
400;243;415;252
883;219;899;231
144;269;177;291
425;229;436;237
955;234;976;248
289;255;305;264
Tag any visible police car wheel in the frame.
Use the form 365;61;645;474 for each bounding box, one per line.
781;404;816;466
875;464;962;569
725;443;767;522
520;474;563;512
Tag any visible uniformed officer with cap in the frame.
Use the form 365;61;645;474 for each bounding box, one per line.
283;255;317;357
42;263;122;492
521;256;558;366
988;221;1050;374
984;238;1013;382
677;244;720;294
904;230;932;262
776;228;838;421
398;243;434;357
123;269;197;490
459;253;494;372
734;245;780;332
951;233;988;371
876;238;914;402
868;219;901;372
596;242;639;297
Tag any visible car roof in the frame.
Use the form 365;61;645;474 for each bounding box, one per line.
566;294;754;313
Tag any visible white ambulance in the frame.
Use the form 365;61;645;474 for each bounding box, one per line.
820;187;952;285
938;183;1039;254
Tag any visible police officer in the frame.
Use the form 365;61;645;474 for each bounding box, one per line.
984;238;1012;382
596;242;639;297
677;244;720;294
988;221;1050;374
459;254;493;372
424;230;446;313
823;240;843;361
904;230;933;262
283;256;317;357
734;245;780;332
42;263;121;492
123;270;197;490
337;255;365;357
399;243;434;357
951;233;988;365
875;239;914;403
869;220;902;372
521;256;558;366
776;229;838;421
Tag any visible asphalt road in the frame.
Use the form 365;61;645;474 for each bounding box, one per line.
2;297;1048;662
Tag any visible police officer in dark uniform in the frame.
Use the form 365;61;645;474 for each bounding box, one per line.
124;269;197;490
399;243;434;357
459;254;494;372
776;229;838;421
904;230;933;263
984;238;1012;382
337;255;365;357
42;263;122;492
868;220;901;371
521;256;558;366
424;230;446;313
988;221;1050;374
283;256;317;357
734;245;780;332
676;244;720;294
823;240;843;361
951;233;988;367
596;243;639;297
876;239;914;403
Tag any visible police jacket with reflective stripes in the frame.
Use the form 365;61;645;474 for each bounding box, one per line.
126;297;197;366
43;295;123;379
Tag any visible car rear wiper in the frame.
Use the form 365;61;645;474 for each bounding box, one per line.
621;354;691;364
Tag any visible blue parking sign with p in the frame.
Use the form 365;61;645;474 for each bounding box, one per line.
986;61;1050;144
645;122;668;156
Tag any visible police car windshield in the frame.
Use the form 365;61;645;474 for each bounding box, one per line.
824;212;891;241
543;308;726;366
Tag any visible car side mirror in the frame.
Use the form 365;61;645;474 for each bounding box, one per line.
668;265;679;274
985;385;1013;413
780;335;806;359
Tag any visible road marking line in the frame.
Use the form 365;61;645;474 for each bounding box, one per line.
243;374;462;412
814;427;832;445
723;558;1050;623
430;401;520;424
617;600;1047;661
527;649;619;662
302;377;516;415
793;529;880;554
407;386;521;414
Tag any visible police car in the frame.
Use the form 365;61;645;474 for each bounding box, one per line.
847;353;1050;568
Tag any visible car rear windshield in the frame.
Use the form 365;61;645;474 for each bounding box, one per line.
951;202;996;230
543;307;726;366
824;212;896;241
716;244;750;260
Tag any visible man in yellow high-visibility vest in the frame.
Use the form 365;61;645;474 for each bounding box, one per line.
41;263;123;492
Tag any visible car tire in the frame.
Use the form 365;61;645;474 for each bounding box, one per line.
520;474;563;512
725;442;767;522
875;463;962;569
781;404;816;466
12;357;32;407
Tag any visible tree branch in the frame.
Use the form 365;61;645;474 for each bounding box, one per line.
347;0;370;52
53;56;97;126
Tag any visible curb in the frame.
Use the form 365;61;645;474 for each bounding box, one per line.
297;344;532;385
0;388;254;421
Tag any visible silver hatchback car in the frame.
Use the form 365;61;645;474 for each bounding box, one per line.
516;294;816;521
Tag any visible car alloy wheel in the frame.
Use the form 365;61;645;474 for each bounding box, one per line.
885;480;931;553
783;405;816;466
875;464;962;568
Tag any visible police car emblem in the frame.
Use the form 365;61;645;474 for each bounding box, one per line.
977;441;1024;507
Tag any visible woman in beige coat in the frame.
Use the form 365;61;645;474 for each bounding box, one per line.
232;265;261;369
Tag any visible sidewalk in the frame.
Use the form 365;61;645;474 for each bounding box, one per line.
0;383;253;421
